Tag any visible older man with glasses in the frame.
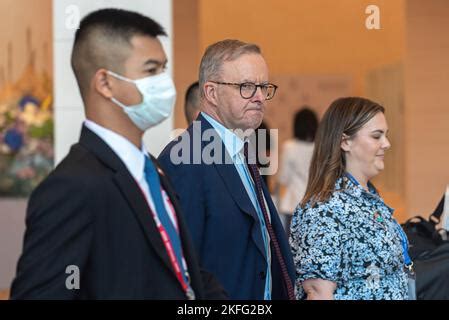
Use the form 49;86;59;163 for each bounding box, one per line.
158;39;295;300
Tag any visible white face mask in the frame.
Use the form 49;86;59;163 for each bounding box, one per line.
107;70;177;131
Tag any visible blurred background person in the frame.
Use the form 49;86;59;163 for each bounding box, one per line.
278;107;318;234
290;97;411;300
184;81;200;125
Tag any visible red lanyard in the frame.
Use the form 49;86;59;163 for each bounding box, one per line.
135;181;190;293
156;222;189;292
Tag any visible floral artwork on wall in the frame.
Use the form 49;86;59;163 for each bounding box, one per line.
0;28;53;197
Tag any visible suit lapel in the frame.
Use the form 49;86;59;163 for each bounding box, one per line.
261;179;282;235
214;163;267;260
78;125;178;280
197;114;267;260
113;170;176;275
152;157;204;293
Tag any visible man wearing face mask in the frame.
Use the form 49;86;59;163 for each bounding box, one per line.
10;8;226;300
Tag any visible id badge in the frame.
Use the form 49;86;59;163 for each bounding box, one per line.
407;269;417;300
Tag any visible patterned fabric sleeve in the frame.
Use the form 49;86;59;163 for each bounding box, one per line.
290;203;343;297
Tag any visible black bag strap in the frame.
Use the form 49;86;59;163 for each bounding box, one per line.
403;216;436;236
429;194;446;224
405;216;426;223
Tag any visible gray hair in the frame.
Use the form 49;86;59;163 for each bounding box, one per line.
198;39;261;98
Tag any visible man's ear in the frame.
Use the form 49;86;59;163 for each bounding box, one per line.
203;81;219;106
340;133;351;152
93;69;113;99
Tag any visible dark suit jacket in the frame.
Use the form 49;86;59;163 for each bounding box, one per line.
158;114;295;299
10;125;226;299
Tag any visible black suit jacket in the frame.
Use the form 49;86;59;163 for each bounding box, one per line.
10;125;226;299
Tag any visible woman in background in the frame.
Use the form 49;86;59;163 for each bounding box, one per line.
278;108;318;234
290;97;411;300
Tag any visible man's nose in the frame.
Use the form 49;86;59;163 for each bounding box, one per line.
251;86;265;102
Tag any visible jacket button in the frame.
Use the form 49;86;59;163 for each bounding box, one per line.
259;271;266;280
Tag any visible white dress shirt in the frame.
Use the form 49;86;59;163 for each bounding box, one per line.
84;119;177;228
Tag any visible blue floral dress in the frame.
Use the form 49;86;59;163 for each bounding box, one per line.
289;174;409;300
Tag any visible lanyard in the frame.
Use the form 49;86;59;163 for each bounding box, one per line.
393;221;413;269
345;172;377;194
136;181;195;299
345;172;360;186
156;220;195;298
344;172;413;269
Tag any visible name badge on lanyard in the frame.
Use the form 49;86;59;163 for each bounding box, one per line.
393;221;416;300
346;172;415;300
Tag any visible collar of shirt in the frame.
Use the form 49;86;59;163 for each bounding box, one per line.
344;172;378;195
201;112;245;159
337;174;377;198
336;173;394;214
84;119;146;182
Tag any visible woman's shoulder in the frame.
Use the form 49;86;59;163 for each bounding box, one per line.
292;197;345;239
296;191;346;218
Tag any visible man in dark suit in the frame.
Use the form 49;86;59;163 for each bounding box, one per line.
10;8;225;300
158;40;295;300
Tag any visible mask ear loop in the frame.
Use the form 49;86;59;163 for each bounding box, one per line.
106;70;135;83
110;97;129;109
106;71;137;109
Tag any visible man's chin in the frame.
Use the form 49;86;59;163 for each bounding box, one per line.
247;112;264;126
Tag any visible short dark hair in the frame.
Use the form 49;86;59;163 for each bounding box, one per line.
184;81;200;124
71;8;166;100
293;107;318;142
185;81;200;107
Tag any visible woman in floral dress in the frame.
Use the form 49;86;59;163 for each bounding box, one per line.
290;97;411;300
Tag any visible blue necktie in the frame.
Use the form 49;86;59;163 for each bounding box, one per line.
143;156;190;287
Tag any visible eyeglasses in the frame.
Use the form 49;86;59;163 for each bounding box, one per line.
209;81;278;100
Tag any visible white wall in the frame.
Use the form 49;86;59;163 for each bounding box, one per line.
53;0;174;163
0;200;27;289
